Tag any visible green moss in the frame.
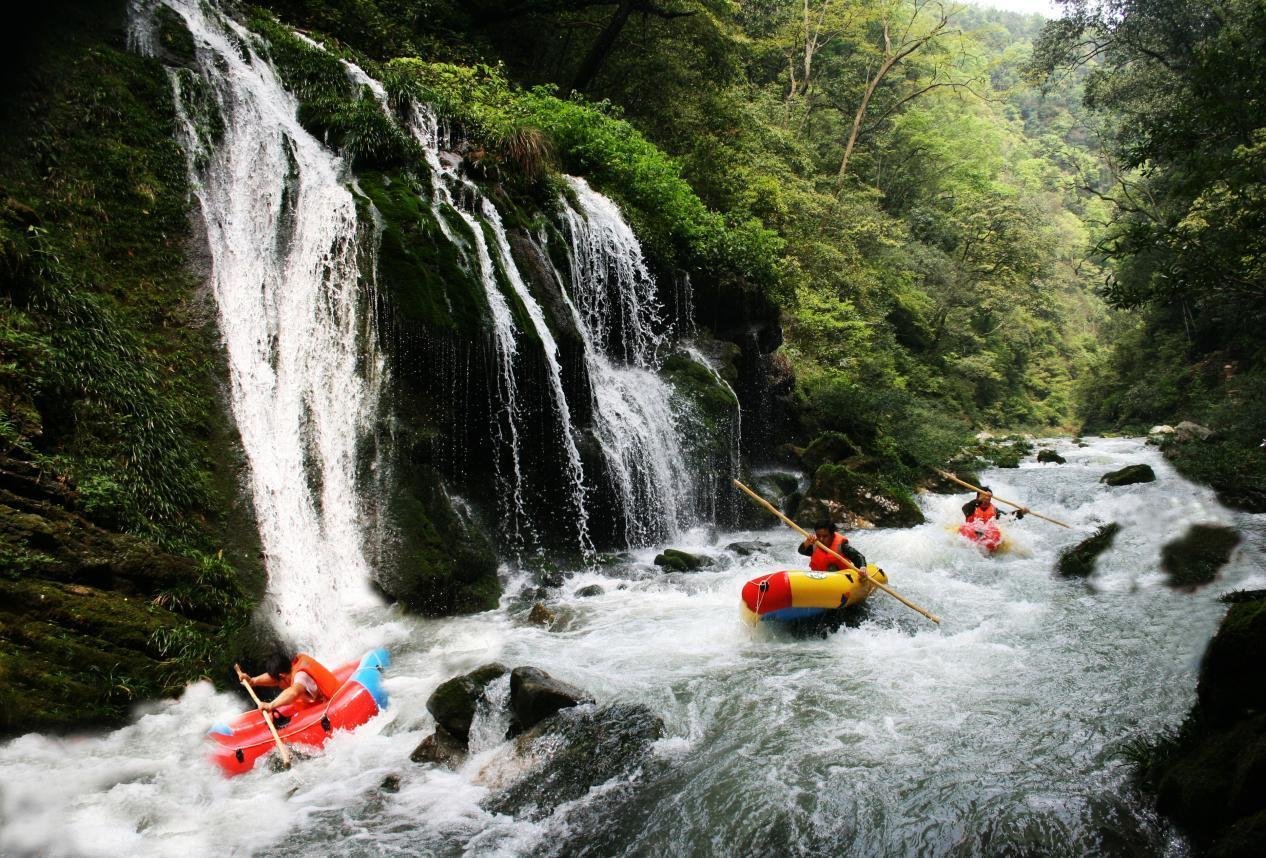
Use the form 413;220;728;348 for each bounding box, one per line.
662;352;738;422
1166;439;1266;513
357;170;490;334
0;3;259;733
377;460;500;616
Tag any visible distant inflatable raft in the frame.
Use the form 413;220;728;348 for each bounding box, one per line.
208;648;390;776
741;566;887;625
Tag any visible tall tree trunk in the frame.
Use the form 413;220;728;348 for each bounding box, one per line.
569;0;637;94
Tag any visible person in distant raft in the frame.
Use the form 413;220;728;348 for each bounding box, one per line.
236;651;341;713
962;487;1028;523
798;520;867;573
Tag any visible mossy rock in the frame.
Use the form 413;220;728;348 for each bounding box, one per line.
797;463;924;528
1036;449;1066;464
1100;464;1156;486
1056;523;1121;578
661;352;739;422
1160;523;1241;589
653;548;713;572
1153;713;1266;848
426;662;508;743
799;432;860;471
374;461;500;616
574;584;604;597
1196;595;1266;725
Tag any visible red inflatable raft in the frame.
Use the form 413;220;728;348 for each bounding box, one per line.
959;520;1003;552
208;648;389;776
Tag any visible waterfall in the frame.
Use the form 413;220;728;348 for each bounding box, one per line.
407;104;592;556
133;0;379;649
558;177;698;545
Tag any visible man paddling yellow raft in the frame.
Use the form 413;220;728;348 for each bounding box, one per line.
732;480;940;626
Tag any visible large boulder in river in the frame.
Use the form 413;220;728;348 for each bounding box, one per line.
484;702;665;820
426;662;508;742
796;463;924;528
1160;524;1241;588
1036;449;1066;464
1100;464;1156;486
1146;592;1266;854
509;666;592;733
653;548;713;571
1056;523;1121;578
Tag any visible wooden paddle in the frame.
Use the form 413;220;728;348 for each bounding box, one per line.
732;479;941;625
934;469;1071;528
234;663;292;769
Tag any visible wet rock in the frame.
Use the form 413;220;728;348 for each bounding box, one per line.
1147;425;1176;445
537;569;567;589
574;584;604;598
796;464;924;528
1161;524;1241;589
509;666;593;733
1220;589;1266;605
653;548;713;572
1100;464;1156;486
1147;593;1266;854
1036;449;1066;464
379;774;401;792
484;703;665;820
919;466;983;495
410;725;466;767
1198;592;1266;724
725;540;771;556
526;602;556;626
426;663;508;742
1174;421;1215;443
1056;523;1121;578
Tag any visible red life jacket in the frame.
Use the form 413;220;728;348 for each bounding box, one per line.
291;653;341;701
968;502;998;523
809;532;852;571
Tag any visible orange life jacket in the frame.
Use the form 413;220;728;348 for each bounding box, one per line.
968;502;998;523
809;532;852;571
291;653;341;701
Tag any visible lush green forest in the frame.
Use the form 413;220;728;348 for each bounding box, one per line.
257;0;1113;488
1031;0;1266;511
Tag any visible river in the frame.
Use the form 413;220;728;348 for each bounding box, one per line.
2;436;1263;856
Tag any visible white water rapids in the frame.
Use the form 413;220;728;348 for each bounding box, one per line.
3;438;1263;856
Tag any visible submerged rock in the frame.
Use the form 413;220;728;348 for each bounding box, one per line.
1056;523;1121;578
1036;449;1066;464
426;662;508;742
653;548;713;571
410;725;466;767
484;702;665;819
726;540;771;556
379;774;401;793
509;666;592;733
1160;524;1241;589
574;584;604;598
526;602;556;626
1100;464;1156;486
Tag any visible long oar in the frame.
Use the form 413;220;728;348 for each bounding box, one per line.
235;663;291;769
732;479;941;625
934;469;1071;528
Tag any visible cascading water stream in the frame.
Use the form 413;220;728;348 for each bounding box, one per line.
407;104;592;555
132;0;380;650
558;177;697;544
